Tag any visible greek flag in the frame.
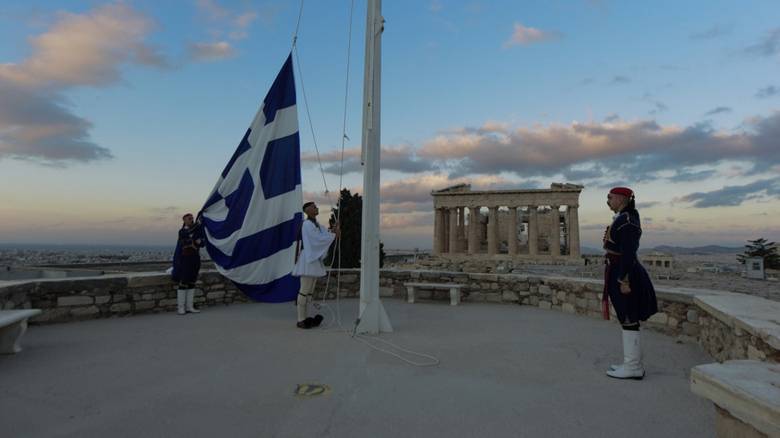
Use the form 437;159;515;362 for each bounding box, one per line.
200;54;302;302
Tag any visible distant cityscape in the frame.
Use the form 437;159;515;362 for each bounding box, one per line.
0;243;747;268
0;244;173;267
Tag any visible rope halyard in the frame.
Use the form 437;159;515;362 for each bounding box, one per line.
291;0;439;368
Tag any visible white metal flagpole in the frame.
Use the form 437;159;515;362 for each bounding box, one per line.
356;0;392;334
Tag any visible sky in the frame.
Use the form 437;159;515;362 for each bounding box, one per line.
0;0;779;250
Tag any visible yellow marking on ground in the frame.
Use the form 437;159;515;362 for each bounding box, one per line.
294;383;332;397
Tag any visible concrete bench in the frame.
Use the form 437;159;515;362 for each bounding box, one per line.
404;282;464;306
0;309;42;354
691;360;780;438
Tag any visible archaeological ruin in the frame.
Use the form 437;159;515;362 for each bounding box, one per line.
431;183;583;259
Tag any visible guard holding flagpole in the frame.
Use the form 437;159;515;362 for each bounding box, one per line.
292;202;340;329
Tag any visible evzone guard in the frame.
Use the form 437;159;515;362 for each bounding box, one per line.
292;202;340;329
602;187;658;380
172;213;206;315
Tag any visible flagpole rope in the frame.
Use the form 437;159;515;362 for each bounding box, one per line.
294;0;439;368
292;47;333;205
291;0;305;48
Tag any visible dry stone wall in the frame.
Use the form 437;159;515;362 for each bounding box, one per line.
0;271;248;323
1;268;777;363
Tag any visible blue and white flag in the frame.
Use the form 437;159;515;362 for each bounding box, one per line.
200;54;302;302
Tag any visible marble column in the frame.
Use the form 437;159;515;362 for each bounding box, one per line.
449;207;459;254
433;208;444;255
507;207;518;256
528;205;538;256
487;206;498;255
442;208;450;253
457;207;465;252
550;205;561;257
468;206;479;254
568;205;580;257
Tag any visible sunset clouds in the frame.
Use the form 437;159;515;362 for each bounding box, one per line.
0;3;162;165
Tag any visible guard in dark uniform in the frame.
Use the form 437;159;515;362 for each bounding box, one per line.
172;213;205;315
602;187;658;379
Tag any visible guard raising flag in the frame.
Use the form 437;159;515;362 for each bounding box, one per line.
200;54;303;302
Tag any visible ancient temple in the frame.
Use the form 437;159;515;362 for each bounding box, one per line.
431;183;583;259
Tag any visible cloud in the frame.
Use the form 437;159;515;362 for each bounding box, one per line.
667;169;717;182
704;106;732;116
381;212;434;229
379;173;517;205
563;167;606;181
756;85;779;98
229;12;258;40
430;0;443;12
196;0;230;20
188;41;235;61
381;202;431;214
604;114;620;122
636;201;660;209
648;101;668;115
0;3;166;88
192;0;267;61
302;144;434;175
302;191;336;211
147;206;184;221
690;24;732;40
504;23;561;47
416;113;780;182
374;172;539;232
678;177;780;207
744;27;780;57
609;75;631;85
0;3;163;165
641;93;667;115
0;81;113;164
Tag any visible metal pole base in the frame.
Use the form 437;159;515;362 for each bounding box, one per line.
356;297;393;334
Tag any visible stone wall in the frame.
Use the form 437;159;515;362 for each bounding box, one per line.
0;271;248;323
698;313;780;363
1;268;777;363
312;269;779;363
314;270;699;333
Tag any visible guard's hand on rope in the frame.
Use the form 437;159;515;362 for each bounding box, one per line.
332;222;341;239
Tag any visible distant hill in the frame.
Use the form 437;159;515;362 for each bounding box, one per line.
581;246;603;255
645;245;742;255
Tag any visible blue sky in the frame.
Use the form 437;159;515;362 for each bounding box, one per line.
1;0;779;249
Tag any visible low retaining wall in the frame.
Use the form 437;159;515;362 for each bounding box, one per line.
1;268;778;363
4;267;777;435
0;271;248;323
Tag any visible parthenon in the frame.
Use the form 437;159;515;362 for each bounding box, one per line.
431;183;583;259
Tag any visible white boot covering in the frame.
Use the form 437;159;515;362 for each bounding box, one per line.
177;290;186;315
606;330;645;379
185;289;200;313
296;294;309;322
296;277;315;322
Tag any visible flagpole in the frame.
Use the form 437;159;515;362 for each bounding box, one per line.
356;0;392;334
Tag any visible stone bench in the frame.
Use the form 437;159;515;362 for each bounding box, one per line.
0;309;42;354
404;282;464;306
691;360;780;438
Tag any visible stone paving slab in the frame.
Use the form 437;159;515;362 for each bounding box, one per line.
691;360;780;437
0;299;714;438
